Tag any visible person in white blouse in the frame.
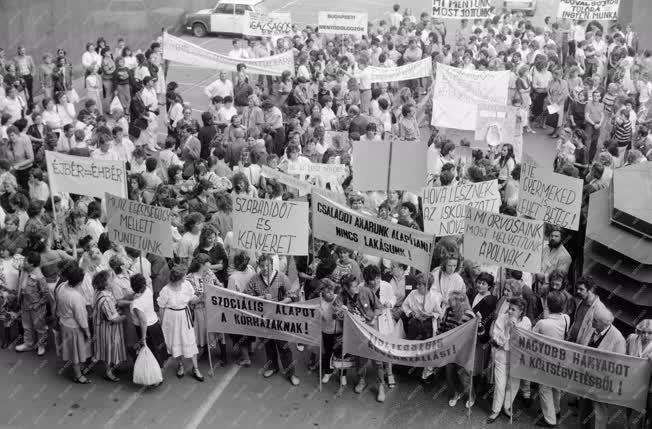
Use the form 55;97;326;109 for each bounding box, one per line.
205;72;234;101
81;42;102;71
41;98;64;133
54;92;76;126
402;272;442;337
431;254;466;311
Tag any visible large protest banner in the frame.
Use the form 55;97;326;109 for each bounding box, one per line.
367;58;432;83
318;11;367;37
422;180;501;236
556;0;620;21
475;103;518;146
105;193;173;258
205;286;321;346
343;312;478;370
510;327;651;412
352;139;427;192
312;193;434;272
232;195;309;255
261;165;312;196
518;160;583;231
463;206;544;273
45;151;127;199
287;162;346;180
432;64;509;131
432;0;493;19
242;12;292;38
162;32;294;76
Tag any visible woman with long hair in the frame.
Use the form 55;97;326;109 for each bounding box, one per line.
493;143;516;185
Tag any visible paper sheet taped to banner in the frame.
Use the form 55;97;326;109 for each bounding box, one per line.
518;160;583;231
510;327;651;412
432;64;509;131
422;180;501;236
287;162;346;179
205;286;321;346
162;32;294;76
242;12;292;37
368;58;432;83
45;151;127;199
432;0;493;19
556;0;620;21
312;193;434;272
343;312;478;370
475;104;518;146
105;193;173;258
232;195;309;255
463;206;544;273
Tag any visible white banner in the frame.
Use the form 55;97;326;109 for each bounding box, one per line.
432;64;509;131
318;11;367;37
162;32;294;76
242;12;293;38
287;162;346;180
45;151;127;199
422;180;501;236
232;195;309;255
432;0;493;19
463;206;544;273
518;160;584;231
261;166;312;196
556;0;620;21
368;58;432;83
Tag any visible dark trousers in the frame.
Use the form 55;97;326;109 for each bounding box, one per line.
139;321;168;367
404;316;433;340
322;332;342;375
264;339;295;377
585;123;600;161
22;74;34;109
230;334;253;359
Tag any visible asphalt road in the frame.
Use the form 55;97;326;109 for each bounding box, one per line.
0;1;570;428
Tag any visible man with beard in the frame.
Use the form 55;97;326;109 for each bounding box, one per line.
540;227;572;284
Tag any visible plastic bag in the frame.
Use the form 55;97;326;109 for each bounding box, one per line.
133;345;163;386
110;96;123;114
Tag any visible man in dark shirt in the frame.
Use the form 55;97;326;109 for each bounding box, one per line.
197;112;218;159
347;105;368;141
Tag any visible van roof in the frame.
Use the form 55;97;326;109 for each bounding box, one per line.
217;0;263;5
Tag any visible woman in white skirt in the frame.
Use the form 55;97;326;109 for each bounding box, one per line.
157;265;204;381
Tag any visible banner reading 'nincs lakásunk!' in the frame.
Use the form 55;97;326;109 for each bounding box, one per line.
432;0;494;19
312;193;434;273
162;32;294;76
510;327;651;412
205;286;321;346
343;312;478;370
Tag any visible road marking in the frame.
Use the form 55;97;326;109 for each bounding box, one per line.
185;364;240;429
272;0;302;12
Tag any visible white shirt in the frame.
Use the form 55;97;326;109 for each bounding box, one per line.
81;51;102;70
228;48;250;59
91;148;120;161
0;96;25;124
113;138;135;162
141;87;158;110
204;79;234;99
131;287;159;326
217;105;238;124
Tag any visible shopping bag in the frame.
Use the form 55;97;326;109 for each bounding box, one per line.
133;345;163;386
110;96;123;113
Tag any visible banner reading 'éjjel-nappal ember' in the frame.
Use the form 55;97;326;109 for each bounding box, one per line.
318;11;368;37
162;32;294;76
556;0;620;21
205;286;321;346
312;193;434;273
367;58;432;83
510;327;651;412
432;64;509;131
45;151;127;199
432;0;494;19
232;195;309;256
343;312;478;370
463;206;544;273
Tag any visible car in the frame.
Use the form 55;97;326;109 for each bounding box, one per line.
503;0;537;16
184;0;267;38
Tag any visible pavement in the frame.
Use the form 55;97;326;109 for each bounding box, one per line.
0;1;576;428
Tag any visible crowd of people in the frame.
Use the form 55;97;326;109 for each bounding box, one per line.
0;3;651;428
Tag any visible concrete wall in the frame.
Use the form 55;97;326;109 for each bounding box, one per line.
0;0;214;60
630;0;652;52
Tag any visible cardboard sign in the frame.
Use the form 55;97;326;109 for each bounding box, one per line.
232;195;309;255
287;162;346;180
318;11;367;37
367;58;432;83
323;131;350;152
105;193;173;258
352;139;427;192
312;193;434;273
432;0;493;19
261;165;312;196
242;12;292;37
422;180;501;236
518;161;583;231
475;104;518;146
162;32;294;76
556;0;620;21
432;64;509;131
343;312;478;370
45;151;127;199
463;206;544;273
510;327;651;413
205;286;321;346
